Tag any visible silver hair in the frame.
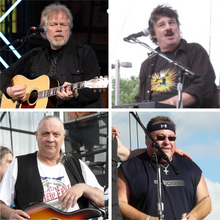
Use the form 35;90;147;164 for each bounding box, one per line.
40;2;73;39
36;115;66;134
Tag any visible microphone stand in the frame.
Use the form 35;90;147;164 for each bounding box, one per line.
0;31;37;51
124;38;195;108
129;112;179;220
176;68;184;108
156;157;164;220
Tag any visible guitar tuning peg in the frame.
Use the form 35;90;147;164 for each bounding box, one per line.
94;76;98;79
103;89;106;92
94;90;96;93
99;89;101;92
99;76;103;79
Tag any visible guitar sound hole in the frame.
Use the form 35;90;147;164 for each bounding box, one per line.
29;90;38;104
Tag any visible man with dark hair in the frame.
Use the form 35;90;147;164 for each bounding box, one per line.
117;116;211;219
135;5;218;108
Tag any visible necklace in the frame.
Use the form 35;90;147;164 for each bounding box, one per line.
160;163;170;175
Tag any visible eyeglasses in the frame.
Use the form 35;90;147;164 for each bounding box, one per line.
155;135;176;141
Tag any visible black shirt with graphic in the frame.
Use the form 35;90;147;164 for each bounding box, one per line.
150;50;179;101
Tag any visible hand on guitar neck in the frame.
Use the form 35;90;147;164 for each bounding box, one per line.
56;81;79;101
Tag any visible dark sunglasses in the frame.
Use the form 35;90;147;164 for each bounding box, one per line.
155;135;176;141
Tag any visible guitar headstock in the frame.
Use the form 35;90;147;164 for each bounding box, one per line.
84;76;109;90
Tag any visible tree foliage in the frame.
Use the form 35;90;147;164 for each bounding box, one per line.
112;75;139;106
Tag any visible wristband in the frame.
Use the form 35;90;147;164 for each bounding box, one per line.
145;215;151;220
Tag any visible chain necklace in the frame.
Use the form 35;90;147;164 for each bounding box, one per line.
160;163;170;175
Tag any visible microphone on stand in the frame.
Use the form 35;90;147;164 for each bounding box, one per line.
124;28;149;41
30;26;47;34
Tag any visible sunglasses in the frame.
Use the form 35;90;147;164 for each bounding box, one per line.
155;135;176;141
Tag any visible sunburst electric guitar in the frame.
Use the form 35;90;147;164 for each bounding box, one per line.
23;202;103;220
0;75;108;108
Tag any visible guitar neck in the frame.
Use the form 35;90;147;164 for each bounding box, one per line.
38;81;85;99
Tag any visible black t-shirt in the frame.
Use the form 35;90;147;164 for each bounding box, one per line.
47;48;62;80
150;50;179;101
121;152;202;219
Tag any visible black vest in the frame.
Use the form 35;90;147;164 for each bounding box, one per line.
14;152;88;210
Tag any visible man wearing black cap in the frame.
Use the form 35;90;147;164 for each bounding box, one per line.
117;116;211;220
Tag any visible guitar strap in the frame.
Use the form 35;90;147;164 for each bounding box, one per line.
16;101;21;108
64;156;105;215
64;156;84;184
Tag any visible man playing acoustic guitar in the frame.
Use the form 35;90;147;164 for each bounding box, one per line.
0;115;104;219
0;2;103;108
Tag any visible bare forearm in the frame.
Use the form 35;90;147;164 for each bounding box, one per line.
0;201;29;220
117;138;147;162
162;93;197;107
83;184;104;207
187;175;212;220
189;197;212;220
117;138;131;162
0;202;12;219
119;201;147;220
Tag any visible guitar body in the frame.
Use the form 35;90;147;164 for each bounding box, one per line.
0;74;108;109
1;75;58;109
24;203;102;220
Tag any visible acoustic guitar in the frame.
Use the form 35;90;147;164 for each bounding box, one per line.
0;75;108;109
23;202;103;219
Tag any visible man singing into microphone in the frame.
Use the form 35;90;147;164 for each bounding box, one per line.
117;115;212;220
0;2;103;108
134;5;218;108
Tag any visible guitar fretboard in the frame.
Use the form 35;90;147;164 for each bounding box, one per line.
38;82;84;99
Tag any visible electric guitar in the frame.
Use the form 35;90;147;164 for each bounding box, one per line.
0;75;108;109
23;202;103;219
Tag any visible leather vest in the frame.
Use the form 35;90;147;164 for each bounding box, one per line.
14;152;88;210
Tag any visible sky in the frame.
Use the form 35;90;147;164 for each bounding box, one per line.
112;111;220;219
109;0;220;86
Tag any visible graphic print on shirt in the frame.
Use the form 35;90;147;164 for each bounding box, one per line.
41;176;71;211
151;68;177;94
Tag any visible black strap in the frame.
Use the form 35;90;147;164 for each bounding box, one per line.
16;101;21;108
64;156;105;215
65;156;85;183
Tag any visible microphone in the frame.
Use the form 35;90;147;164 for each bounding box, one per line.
124;28;149;41
30;26;47;34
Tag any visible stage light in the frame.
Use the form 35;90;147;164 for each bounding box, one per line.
0;56;9;68
0;32;21;59
0;0;22;23
0;0;22;68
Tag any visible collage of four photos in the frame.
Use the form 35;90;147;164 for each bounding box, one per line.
0;1;220;220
